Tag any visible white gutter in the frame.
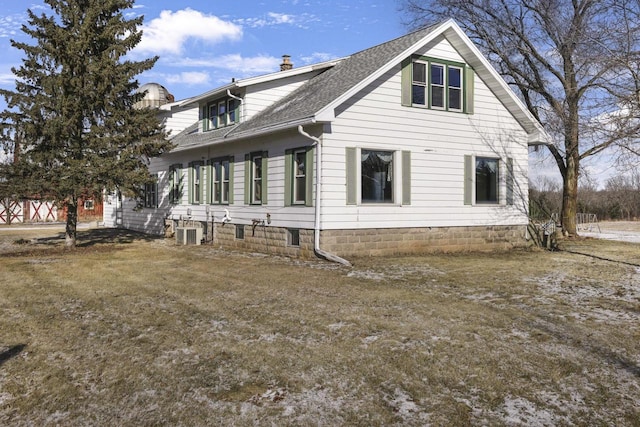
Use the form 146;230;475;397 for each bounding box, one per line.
224;90;244;137
297;125;352;267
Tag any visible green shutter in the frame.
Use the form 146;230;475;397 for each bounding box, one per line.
168;166;175;204
176;166;183;204
244;153;250;204
305;146;314;207
228;156;235;204
464;155;473;205
261;152;268;205
401;57;412;107
402;150;411;205
284;149;293;207
346;147;357;205
506;157;514;205
465;66;474;114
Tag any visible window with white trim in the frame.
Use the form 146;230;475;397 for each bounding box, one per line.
464;155;512;206
144;175;158;208
203;95;241;131
209;157;232;205
410;58;464;112
189;161;204;204
475;157;499;204
285;147;313;207
168;164;182;205
251;153;263;204
346;148;411;206
361;150;394;203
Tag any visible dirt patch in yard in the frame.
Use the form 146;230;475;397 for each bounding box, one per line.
0;228;639;425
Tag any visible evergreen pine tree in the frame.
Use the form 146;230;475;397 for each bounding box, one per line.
0;0;171;247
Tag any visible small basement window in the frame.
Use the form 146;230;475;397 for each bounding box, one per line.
235;224;245;240
287;228;300;247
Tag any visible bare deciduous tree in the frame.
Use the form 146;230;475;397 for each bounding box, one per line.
402;0;640;235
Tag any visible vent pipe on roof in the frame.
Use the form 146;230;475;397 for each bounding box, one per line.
280;55;293;71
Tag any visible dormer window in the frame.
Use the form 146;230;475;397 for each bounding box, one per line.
202;96;241;131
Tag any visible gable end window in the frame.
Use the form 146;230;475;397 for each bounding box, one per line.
402;56;472;113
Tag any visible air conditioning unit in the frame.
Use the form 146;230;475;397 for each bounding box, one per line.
175;222;203;245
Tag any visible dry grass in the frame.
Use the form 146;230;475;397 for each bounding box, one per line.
0;226;639;426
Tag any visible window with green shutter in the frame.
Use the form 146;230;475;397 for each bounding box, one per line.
208;156;233;205
188;160;204;204
345;148;411;206
202;95;242;132
168;164;182;205
285;147;314;207
401;56;474;114
245;151;268;205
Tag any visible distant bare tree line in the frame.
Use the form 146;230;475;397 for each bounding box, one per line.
530;173;640;222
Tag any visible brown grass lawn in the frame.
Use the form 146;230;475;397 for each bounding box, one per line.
0;226;639;426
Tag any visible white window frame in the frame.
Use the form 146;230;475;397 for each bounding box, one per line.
293;148;307;205
411;58;465;112
251;153;263;205
360;149;396;205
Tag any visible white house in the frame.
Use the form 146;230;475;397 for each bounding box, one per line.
104;20;549;262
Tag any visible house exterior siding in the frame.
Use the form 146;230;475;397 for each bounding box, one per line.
103;21;546;260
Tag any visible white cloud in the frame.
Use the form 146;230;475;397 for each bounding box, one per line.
0;14;23;38
235;12;315;29
0;73;15;85
135;8;242;55
165;71;210;86
300;52;339;65
173;54;281;75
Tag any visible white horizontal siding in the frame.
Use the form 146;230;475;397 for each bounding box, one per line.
106;37;532;236
243;73;316;120
163;106;198;138
318;41;530;230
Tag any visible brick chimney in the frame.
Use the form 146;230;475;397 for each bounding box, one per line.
280;55;293;71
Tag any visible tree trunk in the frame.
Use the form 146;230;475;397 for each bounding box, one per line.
562;156;579;236
65;197;78;248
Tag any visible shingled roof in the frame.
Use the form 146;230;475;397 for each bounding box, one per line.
171;24;440;150
170;20;551;150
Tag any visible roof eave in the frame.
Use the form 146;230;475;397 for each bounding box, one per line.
171;117;318;153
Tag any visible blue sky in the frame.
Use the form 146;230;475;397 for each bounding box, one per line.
0;0;408;102
2;0;617;186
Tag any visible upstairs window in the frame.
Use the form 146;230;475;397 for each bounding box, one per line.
202;95;241;131
403;56;471;113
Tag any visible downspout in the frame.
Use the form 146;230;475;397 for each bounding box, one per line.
298;125;351;266
224;90;244;137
